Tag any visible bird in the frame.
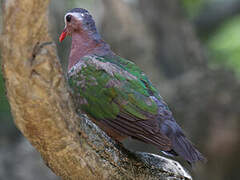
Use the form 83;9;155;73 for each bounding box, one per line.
59;8;205;165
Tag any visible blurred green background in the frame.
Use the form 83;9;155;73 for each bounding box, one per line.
1;0;240;179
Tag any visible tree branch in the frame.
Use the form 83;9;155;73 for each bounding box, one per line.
0;0;191;179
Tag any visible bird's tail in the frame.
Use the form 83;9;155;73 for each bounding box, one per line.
161;120;206;165
169;134;206;165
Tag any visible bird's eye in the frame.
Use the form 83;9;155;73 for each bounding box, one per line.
66;15;72;22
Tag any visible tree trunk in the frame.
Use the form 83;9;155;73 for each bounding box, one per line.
0;0;191;179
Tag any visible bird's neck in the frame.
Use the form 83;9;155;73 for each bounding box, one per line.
68;31;112;70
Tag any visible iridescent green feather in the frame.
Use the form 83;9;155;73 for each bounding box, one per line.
68;55;162;121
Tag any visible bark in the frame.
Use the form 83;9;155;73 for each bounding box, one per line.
0;0;191;180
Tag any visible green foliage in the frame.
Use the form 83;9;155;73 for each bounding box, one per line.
182;0;240;75
181;0;205;18
207;15;240;74
181;0;227;18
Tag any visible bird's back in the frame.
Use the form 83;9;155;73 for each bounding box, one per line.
68;54;205;165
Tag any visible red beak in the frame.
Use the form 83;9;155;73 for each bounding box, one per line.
59;28;67;42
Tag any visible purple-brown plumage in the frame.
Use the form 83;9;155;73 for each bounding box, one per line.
59;8;112;70
60;8;206;165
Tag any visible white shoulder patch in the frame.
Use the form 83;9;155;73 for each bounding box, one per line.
68;55;138;81
86;55;137;80
68;61;86;77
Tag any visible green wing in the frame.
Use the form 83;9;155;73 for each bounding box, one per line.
68;55;171;150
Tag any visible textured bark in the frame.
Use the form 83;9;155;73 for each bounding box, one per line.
0;0;191;180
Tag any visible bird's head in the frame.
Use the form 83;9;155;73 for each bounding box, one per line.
59;8;99;42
